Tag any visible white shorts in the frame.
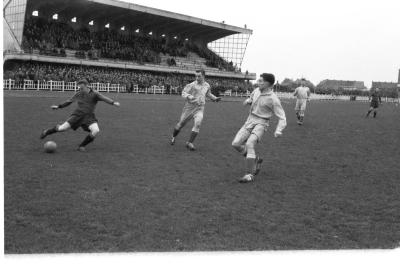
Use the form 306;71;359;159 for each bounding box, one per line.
295;99;307;111
178;103;204;127
233;114;269;144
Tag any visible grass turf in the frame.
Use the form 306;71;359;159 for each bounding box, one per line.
4;91;400;252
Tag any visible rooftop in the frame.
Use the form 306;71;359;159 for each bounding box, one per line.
26;0;252;43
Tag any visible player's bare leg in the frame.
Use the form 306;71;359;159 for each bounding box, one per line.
186;131;198;151
296;110;300;121
77;123;100;151
239;134;260;183
186;112;202;151
232;130;248;157
232;142;247;157
40;122;71;139
298;110;305;125
171;125;181;145
366;107;374;117
254;155;263;176
171;112;190;145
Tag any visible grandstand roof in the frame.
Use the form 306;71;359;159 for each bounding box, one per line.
26;0;252;43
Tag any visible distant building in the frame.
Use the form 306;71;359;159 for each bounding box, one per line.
371;81;398;90
371;81;399;98
317;79;366;91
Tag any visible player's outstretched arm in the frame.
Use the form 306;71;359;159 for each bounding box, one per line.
97;92;120;106
54;91;81;110
273;97;287;137
53;100;72;109
243;89;257;106
53;96;75;110
206;87;221;102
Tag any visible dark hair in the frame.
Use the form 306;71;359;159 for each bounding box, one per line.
195;69;206;77
260;73;275;85
77;79;89;85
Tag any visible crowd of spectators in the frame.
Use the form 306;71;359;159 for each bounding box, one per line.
22;17;237;71
4;61;252;93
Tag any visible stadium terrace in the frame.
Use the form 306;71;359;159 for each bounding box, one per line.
4;0;256;90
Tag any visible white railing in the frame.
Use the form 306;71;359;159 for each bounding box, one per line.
356;96;369;102
221;90;251;97
3;79;15;90
3;79;399;103
119;85;127;93
64;82;77;91
97;83;109;93
132;85;140;93
169;86;180;94
146;85;165;94
3;79;168;95
51;81;64;91
109;84;119;93
23;80;35;90
3;79;128;93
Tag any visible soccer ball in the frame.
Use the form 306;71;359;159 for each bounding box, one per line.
44;141;57;153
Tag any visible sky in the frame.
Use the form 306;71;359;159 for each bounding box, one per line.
123;0;400;87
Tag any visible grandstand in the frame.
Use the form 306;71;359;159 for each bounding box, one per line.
317;79;366;91
3;0;256;93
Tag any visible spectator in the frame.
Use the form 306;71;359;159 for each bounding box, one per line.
22;16;238;72
4;61;252;93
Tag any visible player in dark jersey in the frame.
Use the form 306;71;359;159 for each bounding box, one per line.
40;79;120;151
366;88;382;118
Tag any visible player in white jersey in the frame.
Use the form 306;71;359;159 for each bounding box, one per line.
170;69;221;150
232;73;287;183
293;79;311;125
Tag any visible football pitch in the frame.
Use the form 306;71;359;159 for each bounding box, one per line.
4;91;400;253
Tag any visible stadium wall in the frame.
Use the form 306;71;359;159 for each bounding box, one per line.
4;52;256;80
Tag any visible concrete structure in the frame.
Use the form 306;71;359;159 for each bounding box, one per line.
371;81;398;90
317;79;366;91
3;0;255;79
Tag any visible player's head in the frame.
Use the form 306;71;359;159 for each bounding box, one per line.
195;69;206;83
258;73;275;90
300;78;306;86
77;79;89;92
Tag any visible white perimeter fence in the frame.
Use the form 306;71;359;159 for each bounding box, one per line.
3;79;400;103
221;90;399;103
3;79;173;95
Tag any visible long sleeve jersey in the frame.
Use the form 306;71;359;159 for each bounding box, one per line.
293;86;311;99
58;89;114;115
247;88;287;134
370;91;382;103
181;80;217;106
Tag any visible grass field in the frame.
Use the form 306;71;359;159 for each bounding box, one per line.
4;90;400;253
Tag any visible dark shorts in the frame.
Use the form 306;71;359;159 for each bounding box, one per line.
370;101;379;109
67;113;98;132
